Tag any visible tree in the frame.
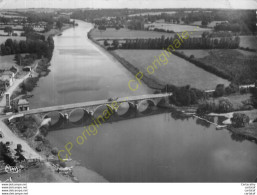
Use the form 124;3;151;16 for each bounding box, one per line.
104;40;109;47
218;98;233;113
56;20;63;30
201;19;208;26
4;26;13;36
112;40;119;49
231;113;250;128
214;84;225;97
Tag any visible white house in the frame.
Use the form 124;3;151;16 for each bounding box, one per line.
0;71;15;88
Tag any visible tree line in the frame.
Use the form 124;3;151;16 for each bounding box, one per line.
0;36;54;60
120;35;240;50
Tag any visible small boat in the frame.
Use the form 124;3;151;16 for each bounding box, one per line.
216;125;227;130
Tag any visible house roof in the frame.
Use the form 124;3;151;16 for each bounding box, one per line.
18;99;29;105
0;75;12;81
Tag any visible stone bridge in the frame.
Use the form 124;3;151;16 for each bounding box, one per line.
9;93;172;126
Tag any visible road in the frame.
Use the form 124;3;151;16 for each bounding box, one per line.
18;93;173;115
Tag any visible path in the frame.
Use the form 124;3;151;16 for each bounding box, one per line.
0;60;39;114
0;120;42;160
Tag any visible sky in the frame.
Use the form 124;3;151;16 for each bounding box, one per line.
0;0;257;9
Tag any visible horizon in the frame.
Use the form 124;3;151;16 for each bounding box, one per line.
0;0;257;10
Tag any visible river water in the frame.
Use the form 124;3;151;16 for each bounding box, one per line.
29;20;257;182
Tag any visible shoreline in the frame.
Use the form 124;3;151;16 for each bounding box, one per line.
0;25;108;183
88;27;257;143
88;28;165;90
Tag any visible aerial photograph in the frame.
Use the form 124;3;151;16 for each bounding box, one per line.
0;0;257;188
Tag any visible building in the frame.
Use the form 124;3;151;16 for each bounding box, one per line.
17;99;29;112
0;71;15;89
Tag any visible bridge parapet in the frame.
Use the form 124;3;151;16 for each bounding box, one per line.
8;93;173;124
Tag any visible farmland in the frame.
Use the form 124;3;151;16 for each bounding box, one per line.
89;28;175;40
191;21;227;28
0;55;16;70
114;49;230;90
144;22;212;32
239;36;257;50
128;11;177;17
178;49;257;84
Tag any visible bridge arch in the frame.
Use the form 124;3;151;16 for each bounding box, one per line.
93;104;114;123
69;108;89;124
43;111;65;126
137;99;156;113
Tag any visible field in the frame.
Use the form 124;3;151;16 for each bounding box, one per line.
178;50;210;58
178;49;257;84
114;49;230;90
0;30;24;36
144;22;212;32
191;21;227;28
128;11;177;17
0;36;26;44
89;28;175;40
0;55;16;70
239;36;257;50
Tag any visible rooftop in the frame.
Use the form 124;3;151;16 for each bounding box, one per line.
18;99;29;105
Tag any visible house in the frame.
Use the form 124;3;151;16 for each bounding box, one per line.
17;99;29;112
0;71;15;88
204;89;215;97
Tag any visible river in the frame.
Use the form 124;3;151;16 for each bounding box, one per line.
29;20;257;182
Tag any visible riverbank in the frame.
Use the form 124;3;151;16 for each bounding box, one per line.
40;24;74;39
209;110;257;141
88;27;257;144
88;29;165;90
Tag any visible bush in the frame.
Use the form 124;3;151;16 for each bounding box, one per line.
59;161;66;168
51;147;59;156
231;113;250;128
214;84;225;97
35;134;44;141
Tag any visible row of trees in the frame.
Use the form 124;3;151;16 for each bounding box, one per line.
214;23;241;32
120;36;240;50
0;36;54;60
197;98;234;114
162;84;206;106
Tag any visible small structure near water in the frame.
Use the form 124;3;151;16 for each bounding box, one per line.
17;99;29;112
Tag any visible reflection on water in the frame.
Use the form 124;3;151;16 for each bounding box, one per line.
30;20;257;182
29;20;152;108
48;111;257;182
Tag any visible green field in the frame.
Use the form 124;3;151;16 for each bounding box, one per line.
178;49;257;84
90;28;175;40
144;22;212;32
114;49;230;90
239;36;257;50
0;55;16;70
178;50;210;58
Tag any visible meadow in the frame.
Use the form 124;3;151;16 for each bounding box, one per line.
0;55;16;70
114;49;230;90
239;36;257;50
89;28;175;40
178;49;257;84
128;11;177;17
144;22;212;32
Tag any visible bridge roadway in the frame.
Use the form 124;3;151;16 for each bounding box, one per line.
18;93;173;116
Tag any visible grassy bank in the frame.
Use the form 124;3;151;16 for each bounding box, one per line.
228;123;257;141
88;31;165;90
